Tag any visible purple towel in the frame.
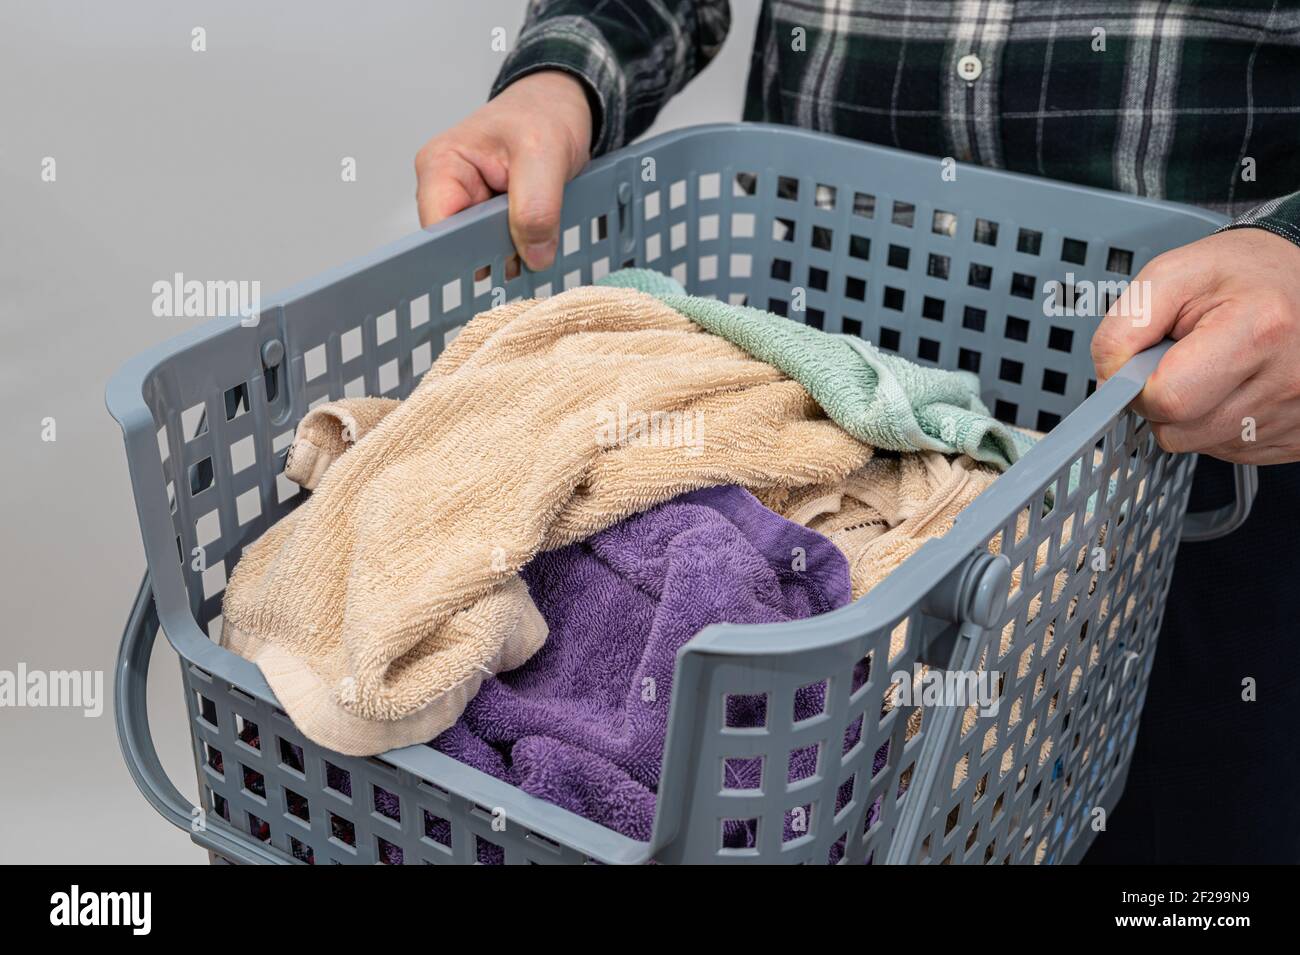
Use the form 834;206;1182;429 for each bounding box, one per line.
429;484;856;859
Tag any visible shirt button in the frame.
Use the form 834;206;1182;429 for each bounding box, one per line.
957;54;983;81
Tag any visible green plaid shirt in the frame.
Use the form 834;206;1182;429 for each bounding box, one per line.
492;0;1300;246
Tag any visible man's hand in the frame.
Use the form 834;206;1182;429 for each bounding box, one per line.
415;71;593;270
1091;228;1300;464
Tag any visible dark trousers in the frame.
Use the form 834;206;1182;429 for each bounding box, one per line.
1084;458;1300;864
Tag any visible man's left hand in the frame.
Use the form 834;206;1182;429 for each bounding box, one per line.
1092;227;1300;464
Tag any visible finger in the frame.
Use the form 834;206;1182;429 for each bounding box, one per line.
416;149;493;228
1090;253;1212;383
1134;307;1263;424
1151;401;1249;454
1151;375;1290;454
505;141;568;270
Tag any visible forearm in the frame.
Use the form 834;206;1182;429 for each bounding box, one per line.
491;0;731;156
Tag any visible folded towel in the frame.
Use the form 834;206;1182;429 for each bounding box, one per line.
600;269;1032;469
430;484;856;848
222;286;872;755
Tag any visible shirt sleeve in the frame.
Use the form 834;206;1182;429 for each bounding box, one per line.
1218;193;1300;249
490;0;731;157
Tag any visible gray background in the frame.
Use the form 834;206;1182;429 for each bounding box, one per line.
0;0;758;864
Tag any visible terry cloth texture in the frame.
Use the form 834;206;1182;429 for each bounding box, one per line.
430;484;862;849
761;451;1002;602
221;285;872;756
764;451;1099;767
283;397;400;490
600;269;1034;469
765;451;1101;657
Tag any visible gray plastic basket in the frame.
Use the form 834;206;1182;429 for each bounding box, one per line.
108;123;1255;865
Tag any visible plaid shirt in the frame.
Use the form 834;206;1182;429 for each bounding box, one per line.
491;0;1300;247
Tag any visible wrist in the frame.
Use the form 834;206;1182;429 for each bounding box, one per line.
1219;193;1300;252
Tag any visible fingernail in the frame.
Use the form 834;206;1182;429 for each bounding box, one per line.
523;242;556;270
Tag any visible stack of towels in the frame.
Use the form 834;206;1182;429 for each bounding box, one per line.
221;269;1032;844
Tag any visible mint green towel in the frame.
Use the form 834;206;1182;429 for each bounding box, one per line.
599;269;1033;470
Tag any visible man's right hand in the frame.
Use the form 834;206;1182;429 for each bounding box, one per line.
415;71;593;271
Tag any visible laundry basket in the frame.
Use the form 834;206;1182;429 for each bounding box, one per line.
108;123;1255;865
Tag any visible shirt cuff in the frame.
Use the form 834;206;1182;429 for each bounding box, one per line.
489;17;627;157
1217;193;1300;249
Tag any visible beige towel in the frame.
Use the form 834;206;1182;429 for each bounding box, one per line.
222;286;872;755
283;397;400;490
762;453;1002;755
762;452;1001;601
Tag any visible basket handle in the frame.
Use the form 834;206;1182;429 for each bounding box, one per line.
1180;461;1258;542
116;573;289;865
1116;341;1258;543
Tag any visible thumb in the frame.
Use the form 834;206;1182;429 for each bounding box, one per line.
506;143;569;271
1090;255;1194;383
